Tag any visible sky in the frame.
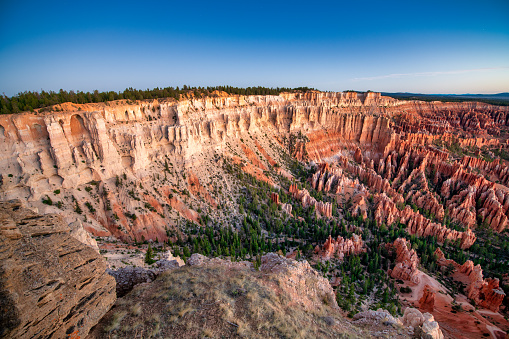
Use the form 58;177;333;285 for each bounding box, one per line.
1;0;508;96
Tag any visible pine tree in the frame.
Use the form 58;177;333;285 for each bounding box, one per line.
145;244;155;265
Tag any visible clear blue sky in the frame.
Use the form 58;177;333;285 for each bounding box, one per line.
1;0;508;96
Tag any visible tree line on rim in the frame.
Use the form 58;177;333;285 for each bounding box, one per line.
0;85;316;114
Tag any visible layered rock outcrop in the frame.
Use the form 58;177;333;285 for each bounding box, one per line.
0;200;115;339
374;194;476;249
289;184;332;217
435;248;506;312
314;234;366;260
388;238;420;284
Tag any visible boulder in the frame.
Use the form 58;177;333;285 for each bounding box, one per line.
419;313;444;339
353;308;400;326
107;266;157;297
401;308;444;339
401;307;425;328
187;253;209;266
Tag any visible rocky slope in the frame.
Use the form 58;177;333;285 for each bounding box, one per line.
0;200;115;339
88;253;369;338
88;252;448;339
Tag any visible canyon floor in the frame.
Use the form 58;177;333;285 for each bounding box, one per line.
1;90;509;338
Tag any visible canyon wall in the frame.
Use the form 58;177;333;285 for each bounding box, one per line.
1;92;509;243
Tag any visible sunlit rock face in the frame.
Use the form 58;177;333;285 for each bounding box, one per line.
1;91;509;246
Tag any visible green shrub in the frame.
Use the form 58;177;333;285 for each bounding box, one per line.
42;196;53;205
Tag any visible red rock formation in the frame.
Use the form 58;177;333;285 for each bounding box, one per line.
315;201;333;217
390;101;509;136
461;156;509;186
419;285;436;313
374;193;401;226
254;139;277;167
289;184;332;217
439;165;509;232
311;164;343;193
463;262;505;312
315;234;366;260
301;114;394;161
374;194;476;249
351;193;368;220
389;132;499;152
388;238;420;284
401;207;476;249
371;138;509;233
310;164;369;218
340;156;405;205
271;192;280;205
435;248;506;312
354;147;363;164
406;190;445;221
187;170;217;208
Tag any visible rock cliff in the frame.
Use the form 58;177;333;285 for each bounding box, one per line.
1;92;509;244
0;200;115;339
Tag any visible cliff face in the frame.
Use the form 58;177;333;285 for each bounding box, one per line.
1;92;509;244
0;92;401;243
0;200;116;339
0;92;400;192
